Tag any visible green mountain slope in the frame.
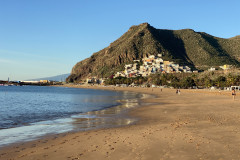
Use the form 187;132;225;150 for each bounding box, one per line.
67;23;240;82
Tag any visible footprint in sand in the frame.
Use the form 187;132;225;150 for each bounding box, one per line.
30;151;36;153
31;144;36;148
19;154;26;158
72;136;77;140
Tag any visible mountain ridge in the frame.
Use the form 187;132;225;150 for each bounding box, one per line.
67;23;240;83
27;73;70;82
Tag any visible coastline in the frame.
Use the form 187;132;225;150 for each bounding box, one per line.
0;86;149;147
1;85;239;160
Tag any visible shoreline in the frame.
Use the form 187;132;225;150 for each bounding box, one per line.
1;85;239;160
0;86;150;148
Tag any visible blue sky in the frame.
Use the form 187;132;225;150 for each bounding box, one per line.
0;0;239;80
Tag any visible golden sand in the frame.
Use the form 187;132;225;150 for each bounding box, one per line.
0;85;239;160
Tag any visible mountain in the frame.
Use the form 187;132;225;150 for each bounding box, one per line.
67;23;240;83
28;73;70;82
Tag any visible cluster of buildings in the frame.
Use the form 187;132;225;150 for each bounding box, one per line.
85;55;236;85
209;65;232;71
114;54;193;78
85;77;105;84
0;80;61;86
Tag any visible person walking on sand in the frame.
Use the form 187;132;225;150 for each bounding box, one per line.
176;89;178;94
178;89;181;95
232;88;236;100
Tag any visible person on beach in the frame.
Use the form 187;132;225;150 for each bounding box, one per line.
232;88;236;100
176;89;178;94
178;89;181;95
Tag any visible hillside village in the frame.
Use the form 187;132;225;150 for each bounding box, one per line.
84;54;238;87
114;54;194;78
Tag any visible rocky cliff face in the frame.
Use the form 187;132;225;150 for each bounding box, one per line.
67;23;240;82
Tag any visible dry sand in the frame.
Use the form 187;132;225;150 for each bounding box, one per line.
0;85;239;160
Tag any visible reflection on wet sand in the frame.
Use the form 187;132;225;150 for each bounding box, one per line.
71;93;153;131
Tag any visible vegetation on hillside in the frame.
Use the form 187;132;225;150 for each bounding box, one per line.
104;70;240;89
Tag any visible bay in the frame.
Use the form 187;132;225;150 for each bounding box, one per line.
0;86;144;147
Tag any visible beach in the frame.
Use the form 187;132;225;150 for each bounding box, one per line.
0;86;239;160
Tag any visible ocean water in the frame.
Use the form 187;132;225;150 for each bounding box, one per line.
0;86;145;147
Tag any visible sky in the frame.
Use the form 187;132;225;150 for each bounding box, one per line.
0;0;240;80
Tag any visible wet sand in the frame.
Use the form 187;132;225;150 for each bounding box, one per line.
0;86;239;160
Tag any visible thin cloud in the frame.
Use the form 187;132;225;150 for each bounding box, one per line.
0;49;62;61
0;58;16;64
0;55;64;67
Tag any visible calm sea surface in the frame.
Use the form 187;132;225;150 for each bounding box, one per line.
0;86;146;147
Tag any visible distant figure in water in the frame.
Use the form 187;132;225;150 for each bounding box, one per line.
232;88;236;100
